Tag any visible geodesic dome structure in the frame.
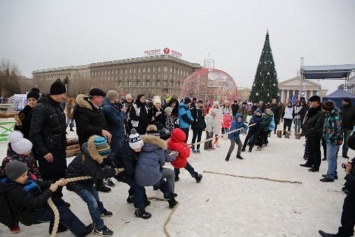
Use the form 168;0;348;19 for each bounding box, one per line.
179;68;238;102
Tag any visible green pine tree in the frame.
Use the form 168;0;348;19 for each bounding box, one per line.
249;31;279;103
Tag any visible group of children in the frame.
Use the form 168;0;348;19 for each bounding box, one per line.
0;124;203;236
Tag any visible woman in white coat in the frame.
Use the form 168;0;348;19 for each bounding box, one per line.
209;101;223;148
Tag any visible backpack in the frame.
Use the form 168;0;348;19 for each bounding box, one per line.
0;180;18;227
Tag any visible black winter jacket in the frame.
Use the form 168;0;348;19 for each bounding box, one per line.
74;94;108;146
341;104;355;129
302;105;324;138
30;95;67;174
113;137;137;177
191;107;206;130
0;178;53;226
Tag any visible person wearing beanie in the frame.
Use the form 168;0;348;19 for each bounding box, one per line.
110;128;152;219
300;95;325;172
178;97;194;142
2;131;41;182
242;108;262;152
30;80;68;201
0;160;94;237
320;100;343;182
50;80;66;95
73;87;112;193
14;89;40;140
341;97;355;158
129;94;149;135
318;135;355;236
66;135;124;236
134;128;178;209
148;96;165;128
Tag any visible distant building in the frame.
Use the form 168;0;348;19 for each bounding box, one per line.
32;55;202;98
279;75;327;103
236;87;251;102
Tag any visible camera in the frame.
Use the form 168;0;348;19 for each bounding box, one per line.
342;158;355;169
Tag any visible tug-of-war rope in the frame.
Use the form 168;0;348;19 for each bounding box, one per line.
48;122;301;237
203;170;302;184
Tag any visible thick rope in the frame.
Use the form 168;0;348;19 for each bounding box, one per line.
203;170;302;184
148;197;179;237
48;176;93;237
189;123;256;147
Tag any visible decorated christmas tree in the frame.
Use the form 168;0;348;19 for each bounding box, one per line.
249;31;279;103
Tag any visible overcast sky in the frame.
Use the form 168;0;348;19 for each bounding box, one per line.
1;0;354;94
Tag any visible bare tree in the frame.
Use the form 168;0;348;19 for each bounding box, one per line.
0;60;21;98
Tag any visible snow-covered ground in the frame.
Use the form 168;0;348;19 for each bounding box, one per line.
0;121;354;237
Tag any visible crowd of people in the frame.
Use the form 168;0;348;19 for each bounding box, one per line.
0;79;355;237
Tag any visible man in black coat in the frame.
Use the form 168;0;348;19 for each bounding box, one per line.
231;100;239;117
341;98;355;158
30;80;67;199
300;95;325;172
73;88;112;192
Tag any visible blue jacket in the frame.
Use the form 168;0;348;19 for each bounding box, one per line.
178;103;194;129
135;135;169;187
102;98;127;153
228;113;248;140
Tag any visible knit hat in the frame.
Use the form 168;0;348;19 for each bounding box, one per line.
153;96;162;105
8;131;32;154
343;98;351;104
106;90;119;101
89;88;106;97
146;124;160;137
321;100;335;111
164;106;172;113
27;90;40;100
213;101;219;107
308;95;321;102
87;135;111;163
184;97;191;104
5;160;28;181
129;128;144;150
50;81;66;95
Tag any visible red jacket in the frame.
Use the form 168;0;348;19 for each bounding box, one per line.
167;128;190;168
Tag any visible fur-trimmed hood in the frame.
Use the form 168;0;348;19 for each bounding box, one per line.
140;134;167;151
81;135;106;164
75;94;93;110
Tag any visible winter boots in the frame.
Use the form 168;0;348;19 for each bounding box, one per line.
134;208;152;219
241;146;246;152
195;174;203;183
236;154;244;160
225;154;230;161
168;198;178;209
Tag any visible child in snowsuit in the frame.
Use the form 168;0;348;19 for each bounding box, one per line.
222;111;233;138
168;128;203;183
0;131;42;233
66;135;124;237
0;160;93;237
242;109;262;152
134;129;178;209
225;114;248;161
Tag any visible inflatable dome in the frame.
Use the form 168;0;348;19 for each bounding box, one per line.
179;68;238;101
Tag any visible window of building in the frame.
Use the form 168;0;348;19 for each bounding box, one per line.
153;67;155;72
116;70;118;74
120;69;123;74
138;68;141;73
152;81;155;86
146;80;150;86
170;67;172;73
148;67;150;72
164;66;167;72
164;81;167;86
158;66;160;72
134;68;136;73
125;69;128;74
142;81;145;86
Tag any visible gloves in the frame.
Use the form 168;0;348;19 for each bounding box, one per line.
115;168;125;175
